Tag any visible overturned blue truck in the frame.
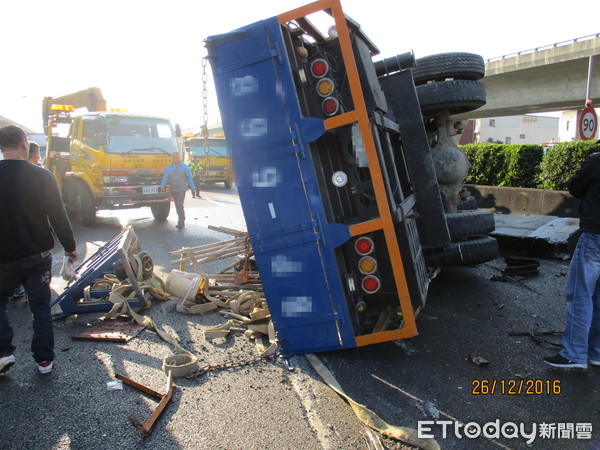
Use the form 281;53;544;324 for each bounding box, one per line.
205;0;497;355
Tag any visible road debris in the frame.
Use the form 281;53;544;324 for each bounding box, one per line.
509;330;563;347
51;226;169;318
115;371;174;435
106;380;123;391
71;316;145;343
468;353;491;367
502;256;540;277
306;353;440;450
168;227;275;356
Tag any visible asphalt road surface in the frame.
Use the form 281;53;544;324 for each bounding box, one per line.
1;186;599;450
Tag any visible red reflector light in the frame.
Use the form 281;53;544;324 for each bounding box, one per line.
310;58;329;78
322;97;339;116
355;237;374;255
362;275;381;294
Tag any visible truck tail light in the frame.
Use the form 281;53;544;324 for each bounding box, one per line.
321;97;339;116
358;256;377;274
316;78;335;97
362;275;381;294
310;59;329;78
355;237;374;255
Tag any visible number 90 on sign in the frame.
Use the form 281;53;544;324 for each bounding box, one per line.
579;107;598;141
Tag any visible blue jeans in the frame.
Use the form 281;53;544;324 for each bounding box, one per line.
0;253;54;363
560;232;600;363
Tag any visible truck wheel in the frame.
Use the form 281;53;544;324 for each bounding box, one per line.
426;236;498;266
75;183;96;226
457;196;478;211
151;202;170;221
446;210;495;239
416;80;486;115
455;236;499;265
412;52;485;86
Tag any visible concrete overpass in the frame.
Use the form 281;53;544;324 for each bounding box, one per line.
454;34;600;119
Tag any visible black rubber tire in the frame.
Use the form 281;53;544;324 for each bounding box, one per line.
75;183;96;226
151;202;170;221
446;210;495;239
412;52;485;86
416;80;486;115
456;236;499;265
457;196;478;211
426;236;498;267
136;251;154;280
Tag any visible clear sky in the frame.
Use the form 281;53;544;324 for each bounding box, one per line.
1;0;597;133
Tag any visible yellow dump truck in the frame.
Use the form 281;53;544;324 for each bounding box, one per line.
43;88;179;225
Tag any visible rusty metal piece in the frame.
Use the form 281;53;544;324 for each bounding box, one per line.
115;371;174;435
233;268;249;284
71;317;144;343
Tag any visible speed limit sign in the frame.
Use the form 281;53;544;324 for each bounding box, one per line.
578;107;598;140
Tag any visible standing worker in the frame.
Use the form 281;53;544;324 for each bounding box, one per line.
0;125;78;375
161;152;195;229
544;149;600;370
188;155;203;199
28;141;43;166
11;141;46;300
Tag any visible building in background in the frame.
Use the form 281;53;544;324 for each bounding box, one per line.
460;114;559;145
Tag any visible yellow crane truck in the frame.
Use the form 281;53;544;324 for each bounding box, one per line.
43;88;178;225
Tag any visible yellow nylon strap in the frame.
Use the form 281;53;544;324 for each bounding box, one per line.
305;353;440;450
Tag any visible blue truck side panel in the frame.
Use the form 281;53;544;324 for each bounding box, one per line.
206;18;356;355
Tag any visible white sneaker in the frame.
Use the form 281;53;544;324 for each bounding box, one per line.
37;361;53;374
0;355;15;373
589;359;600;367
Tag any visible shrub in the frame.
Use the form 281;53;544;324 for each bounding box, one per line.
462;143;505;186
462;143;543;188
537;141;600;190
501;145;544;188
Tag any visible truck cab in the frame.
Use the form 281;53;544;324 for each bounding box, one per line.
44;89;177;225
185;136;233;189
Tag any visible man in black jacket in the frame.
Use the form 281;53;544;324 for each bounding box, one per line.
0;125;78;375
545;150;600;370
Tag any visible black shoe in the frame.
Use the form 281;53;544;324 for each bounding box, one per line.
175;224;185;229
544;353;587;370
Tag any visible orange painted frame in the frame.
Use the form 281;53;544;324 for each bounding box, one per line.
278;0;418;344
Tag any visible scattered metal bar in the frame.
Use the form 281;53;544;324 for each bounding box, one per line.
115;371;174;435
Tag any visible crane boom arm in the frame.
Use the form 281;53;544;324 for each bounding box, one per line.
42;87;107;134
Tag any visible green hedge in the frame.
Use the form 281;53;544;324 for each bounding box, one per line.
537;141;600;190
462;143;544;188
461;141;600;190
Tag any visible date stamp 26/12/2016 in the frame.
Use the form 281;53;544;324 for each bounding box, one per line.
471;379;561;395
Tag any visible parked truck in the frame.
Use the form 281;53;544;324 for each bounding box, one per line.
184;135;233;188
43;87;177;225
205;0;497;355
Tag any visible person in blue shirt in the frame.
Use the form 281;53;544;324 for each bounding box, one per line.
161;152;195;229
